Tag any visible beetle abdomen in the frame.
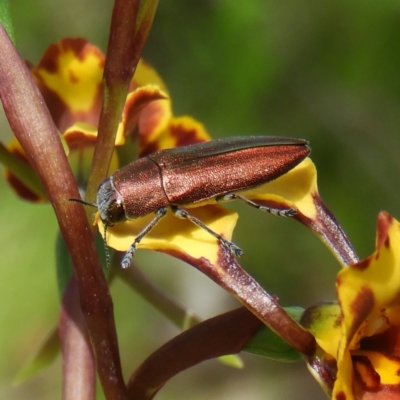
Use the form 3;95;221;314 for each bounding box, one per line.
154;141;309;205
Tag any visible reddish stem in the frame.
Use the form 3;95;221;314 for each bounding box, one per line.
165;248;316;357
127;307;263;399
0;26;127;399
86;0;159;204
59;277;96;400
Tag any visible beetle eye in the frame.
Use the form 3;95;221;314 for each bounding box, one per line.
106;199;126;225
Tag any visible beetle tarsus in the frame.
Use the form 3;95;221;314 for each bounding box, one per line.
260;206;296;217
121;245;136;269
221;240;244;257
219;193;296;218
172;206;243;257
120;207;168;268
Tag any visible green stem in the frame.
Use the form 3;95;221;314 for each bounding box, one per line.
85;0;159;207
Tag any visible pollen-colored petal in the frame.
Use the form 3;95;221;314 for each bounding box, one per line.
32;38;104;132
63;122;99;149
63;122;119;179
165;116;212;147
132;59;169;94
140;116;212;156
5;139;45;202
302;302;342;358
337;214;400;340
137;98;173;156
333;213;400;399
98;205;238;265
239;157;317;218
118;85;169;146
354;351;400;386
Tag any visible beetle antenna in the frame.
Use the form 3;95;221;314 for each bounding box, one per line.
103;223;111;269
69;198;98;208
69;198;110;267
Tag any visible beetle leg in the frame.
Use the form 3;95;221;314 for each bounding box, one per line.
171;206;243;257
218;193;296;217
121;206;168;268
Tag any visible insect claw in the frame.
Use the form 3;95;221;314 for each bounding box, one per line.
284;208;297;217
232;245;244;257
220;239;243;257
121;245;136;269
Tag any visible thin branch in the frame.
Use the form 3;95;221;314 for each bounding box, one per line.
0;25;127;399
59;277;95;400
86;0;159;205
127;307;262;399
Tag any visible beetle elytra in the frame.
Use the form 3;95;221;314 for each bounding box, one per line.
70;136;310;268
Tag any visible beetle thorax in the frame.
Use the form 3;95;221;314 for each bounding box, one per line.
97;176;126;225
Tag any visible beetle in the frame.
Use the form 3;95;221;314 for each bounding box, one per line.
71;136;310;268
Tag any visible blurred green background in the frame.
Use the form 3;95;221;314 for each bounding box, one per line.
1;1;400;399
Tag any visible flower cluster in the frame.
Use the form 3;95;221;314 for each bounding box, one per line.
3;37;400;400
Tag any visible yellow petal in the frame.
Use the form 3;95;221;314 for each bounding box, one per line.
4;139;46;202
354;350;400;386
240;158;317;219
98;205;238;265
63;122;119;178
333;212;400;399
302;303;342;359
140;116;211;156
133;59;169;94
118;85;169;146
33;38;104;117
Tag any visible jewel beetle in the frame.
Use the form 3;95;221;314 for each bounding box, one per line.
71;136;310;268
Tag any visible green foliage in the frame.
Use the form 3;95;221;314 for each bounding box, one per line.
14;329;59;384
243;307;303;362
0;0;15;43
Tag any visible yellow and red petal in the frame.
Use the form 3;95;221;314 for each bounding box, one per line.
333;213;400;399
5;139;45;202
354;350;400;387
238;157;317;217
132;59;169;94
32;38;104;132
98;205;238;266
302;302;342;359
63;122;119;180
140;116;211;156
119;85;169;147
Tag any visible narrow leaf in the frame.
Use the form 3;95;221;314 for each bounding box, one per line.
0;0;15;44
14;328;60;384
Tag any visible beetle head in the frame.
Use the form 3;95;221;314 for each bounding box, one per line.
97;177;127;226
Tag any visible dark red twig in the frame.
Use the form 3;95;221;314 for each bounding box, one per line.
0;25;127;399
127;307;263;399
166;248;316;358
86;0;159;204
59;277;95;400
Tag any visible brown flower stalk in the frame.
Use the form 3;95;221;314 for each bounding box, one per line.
0;25;127;399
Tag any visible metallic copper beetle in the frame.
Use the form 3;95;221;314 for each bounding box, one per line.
72;136;310;268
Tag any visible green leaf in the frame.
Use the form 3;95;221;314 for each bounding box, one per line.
14;328;60;384
0;0;15;44
218;354;244;369
242;307;304;362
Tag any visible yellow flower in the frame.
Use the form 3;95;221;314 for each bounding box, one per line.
5;38;209;200
5;38;320;284
306;212;400;400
